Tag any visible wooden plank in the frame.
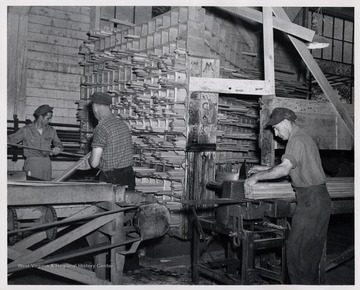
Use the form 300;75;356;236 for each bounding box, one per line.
189;77;273;95
27;41;82;57
272;7;354;139
27;69;81;83
30;6;90;24
28;22;88;40
27;59;83;74
245;177;354;199
28;13;90;32
262;7;275;94
9;247;111;285
28;31;83;48
8;212;121;268
7;181;114;205
7;8;29;120
27;77;80;92
27;87;81;99
219;7;315;42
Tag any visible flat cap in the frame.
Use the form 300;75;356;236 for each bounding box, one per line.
34;104;53;117
266;107;297;127
91;92;112;105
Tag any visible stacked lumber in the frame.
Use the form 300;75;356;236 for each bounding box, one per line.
216;96;260;165
245;177;354;200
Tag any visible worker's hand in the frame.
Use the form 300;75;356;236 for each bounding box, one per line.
50;147;61;156
244;175;259;194
247;165;269;177
77;156;91;170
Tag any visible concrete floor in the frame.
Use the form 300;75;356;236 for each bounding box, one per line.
8;213;354;285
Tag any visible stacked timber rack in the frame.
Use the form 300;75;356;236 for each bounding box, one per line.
217;96;260;165
78;7;205;237
77;7;288;237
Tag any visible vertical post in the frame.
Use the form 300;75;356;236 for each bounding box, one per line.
184;57;219;238
110;185;126;284
11;115;19;161
260;97;275;166
7;7;30;120
262;7;275;94
260;8;276;166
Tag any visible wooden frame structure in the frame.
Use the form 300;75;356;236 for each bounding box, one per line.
189;7;353;167
189;7;353;134
8;181;142;285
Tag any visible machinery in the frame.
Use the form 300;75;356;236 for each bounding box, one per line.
7;179;170;285
190;178;354;285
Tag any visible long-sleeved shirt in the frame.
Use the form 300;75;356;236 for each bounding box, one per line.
8;123;63;157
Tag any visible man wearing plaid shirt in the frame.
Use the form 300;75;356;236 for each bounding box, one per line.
80;92;135;190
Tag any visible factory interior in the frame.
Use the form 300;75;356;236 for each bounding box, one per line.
6;5;356;287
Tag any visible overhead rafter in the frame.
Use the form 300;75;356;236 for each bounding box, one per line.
218;7;315;42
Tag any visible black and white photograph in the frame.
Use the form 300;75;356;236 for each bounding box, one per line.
4;2;357;288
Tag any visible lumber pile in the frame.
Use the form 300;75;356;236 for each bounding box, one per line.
245;177;354;200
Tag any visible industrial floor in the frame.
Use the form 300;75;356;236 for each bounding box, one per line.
8;214;355;285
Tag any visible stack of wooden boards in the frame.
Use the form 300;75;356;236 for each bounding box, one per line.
245;177;354;200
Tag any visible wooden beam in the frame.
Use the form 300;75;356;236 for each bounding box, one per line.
272;7;354;138
8;182;114;205
189;77;273;95
108;18;135;27
218;7;315;42
8;247;111;285
8;212;122;268
262;7;275;93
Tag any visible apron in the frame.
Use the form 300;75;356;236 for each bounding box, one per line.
24;156;52;181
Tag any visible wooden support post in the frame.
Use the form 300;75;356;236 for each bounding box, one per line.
110;186;126;284
262;7;275;94
86;231;109;280
183;57;219;238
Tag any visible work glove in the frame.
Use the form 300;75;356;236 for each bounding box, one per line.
77;156;92;170
50;147;61;156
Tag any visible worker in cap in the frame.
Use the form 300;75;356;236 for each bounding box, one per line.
8;104;63;180
78;92;135;190
245;107;331;285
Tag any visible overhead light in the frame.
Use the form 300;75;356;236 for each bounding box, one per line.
307;34;330;49
306;9;330;50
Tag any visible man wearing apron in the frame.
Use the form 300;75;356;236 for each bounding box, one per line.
244;107;331;284
8;105;63;181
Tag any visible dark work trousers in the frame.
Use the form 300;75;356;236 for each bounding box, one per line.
286;184;332;284
99;166;136;191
